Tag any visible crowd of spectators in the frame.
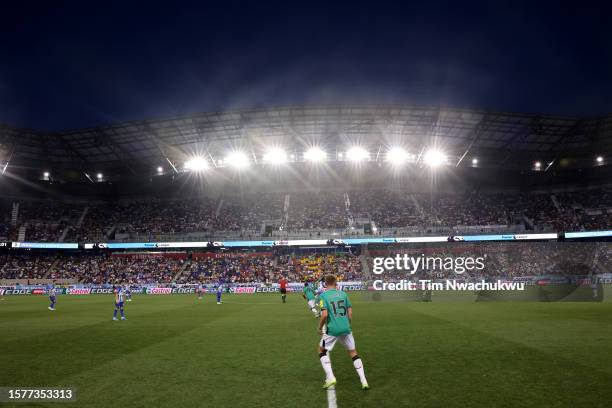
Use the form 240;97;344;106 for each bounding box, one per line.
179;252;362;284
0;200;10;240
287;191;347;230
208;193;284;231
180;254;277;284
2;242;610;283
366;242;611;280
1;251;364;283
2;188;611;242
279;252;363;282
350;190;421;228
0;253;55;279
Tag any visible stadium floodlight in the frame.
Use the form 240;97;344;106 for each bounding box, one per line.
263;148;288;164
304;147;327;162
226;151;250;169
96;173;103;180
185;157;208;172
157;166;163;174
596;156;604;163
43;171;50;178
472;158;478;165
347;146;369;162
534;161;541;169
423;149;446;166
386;147;409;165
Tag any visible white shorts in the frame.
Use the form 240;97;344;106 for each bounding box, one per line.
320;332;355;351
307;299;316;309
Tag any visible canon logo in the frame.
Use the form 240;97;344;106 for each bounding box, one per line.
148;288;172;295
68;289;92;295
232;287;256;294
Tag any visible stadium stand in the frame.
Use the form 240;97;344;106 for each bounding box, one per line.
2;242;608;283
3;188;611;242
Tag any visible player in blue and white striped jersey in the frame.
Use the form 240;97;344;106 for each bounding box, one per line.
216;281;223;304
48;281;57;311
113;285;127;321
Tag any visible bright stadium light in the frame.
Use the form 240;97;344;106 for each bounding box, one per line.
185;157;208;172
96;173;103;180
472;158;478;165
347;146;369;162
534;161;541;169
157;166;163;174
226;151;250;169
43;171;50;178
424;149;446;166
304;147;327;162
596;156;604;163
386;147;409;165
263;148;288;164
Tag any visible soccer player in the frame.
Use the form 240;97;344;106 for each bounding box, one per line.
303;281;319;317
216;281;223;304
48;281;57;311
113;284;127;321
317;275;368;390
279;275;288;303
316;277;326;296
125;284;132;302
197;283;204;300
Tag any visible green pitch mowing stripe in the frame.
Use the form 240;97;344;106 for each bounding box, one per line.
1;294;612;407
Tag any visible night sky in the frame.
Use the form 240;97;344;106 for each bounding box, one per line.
1;1;610;131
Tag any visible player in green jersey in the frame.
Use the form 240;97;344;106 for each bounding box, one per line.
317;275;369;390
302;281;319;317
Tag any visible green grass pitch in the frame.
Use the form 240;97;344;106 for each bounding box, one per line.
1;293;612;407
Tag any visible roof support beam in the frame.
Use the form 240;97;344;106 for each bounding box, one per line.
455;114;489;167
144;124;186;174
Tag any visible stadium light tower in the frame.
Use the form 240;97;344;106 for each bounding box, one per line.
424;149;446;167
534;161;542;169
263;148;288;164
185;157;208;172
472;158;478;165
43;171;50;178
304;147;327;162
96;173;103;180
226;151;249;169
347;146;369;162
157;166;163;174
386;147;409;165
596;156;604;163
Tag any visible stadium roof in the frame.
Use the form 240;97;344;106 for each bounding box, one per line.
1;105;611;178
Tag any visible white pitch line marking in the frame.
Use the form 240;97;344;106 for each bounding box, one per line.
327;386;338;408
219;301;286;305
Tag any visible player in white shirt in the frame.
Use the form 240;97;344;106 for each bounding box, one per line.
48;282;57;311
113;285;127;321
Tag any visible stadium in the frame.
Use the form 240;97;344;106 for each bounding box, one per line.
2;3;612;407
1;105;611;407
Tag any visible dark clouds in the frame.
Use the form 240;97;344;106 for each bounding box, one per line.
0;1;610;130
